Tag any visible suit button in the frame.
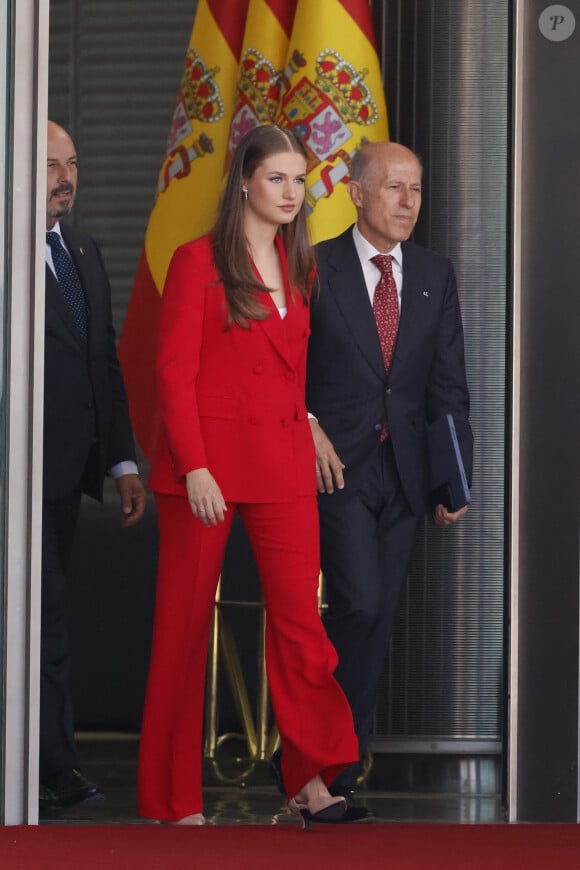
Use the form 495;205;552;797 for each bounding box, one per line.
253;364;264;375
248;416;258;425
281;417;291;428
386;388;392;396
85;402;93;409
285;371;295;380
374;423;382;432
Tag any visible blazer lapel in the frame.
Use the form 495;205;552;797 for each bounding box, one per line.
326;231;385;380
255;235;295;369
258;292;293;360
391;242;423;371
45;263;86;351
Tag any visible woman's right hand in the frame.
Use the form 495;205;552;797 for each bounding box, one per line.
309;419;345;494
185;468;228;527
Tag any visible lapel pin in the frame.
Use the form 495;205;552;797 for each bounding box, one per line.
79;247;85;255
423;290;429;297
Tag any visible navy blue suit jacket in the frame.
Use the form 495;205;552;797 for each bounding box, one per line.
306;226;473;516
44;224;135;501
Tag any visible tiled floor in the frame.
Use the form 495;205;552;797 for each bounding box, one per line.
42;737;504;826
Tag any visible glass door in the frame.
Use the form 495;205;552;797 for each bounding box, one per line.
1;0;49;825
0;0;11;820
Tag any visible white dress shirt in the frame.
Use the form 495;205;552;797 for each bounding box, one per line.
352;223;403;310
45;221;69;279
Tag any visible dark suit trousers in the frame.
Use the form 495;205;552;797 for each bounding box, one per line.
320;439;420;789
40;487;83;784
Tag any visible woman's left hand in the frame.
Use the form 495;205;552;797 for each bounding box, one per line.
185;468;228;527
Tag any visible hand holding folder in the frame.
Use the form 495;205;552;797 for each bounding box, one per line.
427;414;471;513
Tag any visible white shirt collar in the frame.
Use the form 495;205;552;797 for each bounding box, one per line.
47;221;64;240
352;223;403;271
46;222;68;276
351;224;403;306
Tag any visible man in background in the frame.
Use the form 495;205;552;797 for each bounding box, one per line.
307;141;473;800
41;121;146;815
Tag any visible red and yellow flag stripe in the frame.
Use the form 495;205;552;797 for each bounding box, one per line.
119;0;249;455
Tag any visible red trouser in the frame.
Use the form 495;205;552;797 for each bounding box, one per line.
137;493;358;821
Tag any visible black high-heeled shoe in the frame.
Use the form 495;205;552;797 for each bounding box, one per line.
288;795;347;831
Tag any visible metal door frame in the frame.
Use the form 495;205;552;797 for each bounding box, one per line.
1;0;48;826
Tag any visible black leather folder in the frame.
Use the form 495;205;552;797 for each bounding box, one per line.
427;414;471;512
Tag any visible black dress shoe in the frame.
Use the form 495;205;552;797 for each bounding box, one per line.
329;784;357;801
269;748;286;795
328;785;377;822
340;805;377;823
39;769;105;816
274;754;376;821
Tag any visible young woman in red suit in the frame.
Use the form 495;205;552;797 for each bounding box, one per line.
137;125;358;828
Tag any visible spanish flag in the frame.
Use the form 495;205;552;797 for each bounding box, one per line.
118;0;250;457
119;0;388;457
229;0;297;154
279;0;388;242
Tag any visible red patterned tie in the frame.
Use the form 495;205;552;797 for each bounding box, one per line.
371;254;399;440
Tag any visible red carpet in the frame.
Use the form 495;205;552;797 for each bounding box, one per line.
1;824;579;869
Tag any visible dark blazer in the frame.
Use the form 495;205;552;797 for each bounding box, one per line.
306;226;473;516
44;223;135;501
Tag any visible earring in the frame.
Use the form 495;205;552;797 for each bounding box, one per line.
242;187;248;201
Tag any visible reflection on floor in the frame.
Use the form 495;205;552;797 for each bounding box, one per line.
42;737;504;826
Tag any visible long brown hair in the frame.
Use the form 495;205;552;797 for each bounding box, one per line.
211;124;314;327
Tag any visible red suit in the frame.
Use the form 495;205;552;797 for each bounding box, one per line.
138;235;357;820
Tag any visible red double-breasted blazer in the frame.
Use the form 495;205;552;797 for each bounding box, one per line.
148;234;316;503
